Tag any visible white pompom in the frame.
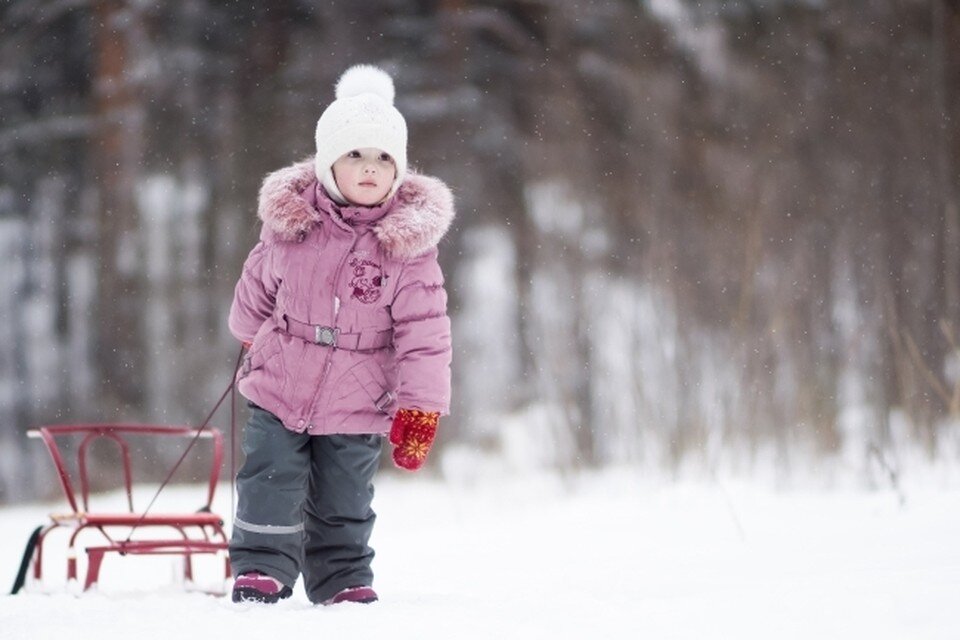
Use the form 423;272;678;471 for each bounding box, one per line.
335;65;395;104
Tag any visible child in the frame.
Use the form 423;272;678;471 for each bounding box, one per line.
227;65;453;605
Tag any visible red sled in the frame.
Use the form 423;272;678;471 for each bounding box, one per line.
23;424;231;593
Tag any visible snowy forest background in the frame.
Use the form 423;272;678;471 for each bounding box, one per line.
1;0;958;505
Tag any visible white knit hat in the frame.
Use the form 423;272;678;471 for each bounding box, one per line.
315;65;408;204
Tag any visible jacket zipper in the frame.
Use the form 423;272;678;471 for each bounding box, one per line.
305;226;358;431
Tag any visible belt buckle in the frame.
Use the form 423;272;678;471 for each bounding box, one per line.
314;325;338;347
375;391;394;412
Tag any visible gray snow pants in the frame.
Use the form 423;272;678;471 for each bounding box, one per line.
229;403;382;603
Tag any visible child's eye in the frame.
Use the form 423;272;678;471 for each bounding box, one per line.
378;152;393;163
347;150;361;159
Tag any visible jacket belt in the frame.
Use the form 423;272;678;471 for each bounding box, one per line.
281;314;393;352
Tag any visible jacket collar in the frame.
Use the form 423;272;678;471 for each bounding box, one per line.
311;182;394;227
257;157;455;261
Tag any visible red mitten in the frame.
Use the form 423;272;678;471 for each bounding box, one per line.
390;408;440;471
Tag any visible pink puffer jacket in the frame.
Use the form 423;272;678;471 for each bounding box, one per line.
228;158;454;436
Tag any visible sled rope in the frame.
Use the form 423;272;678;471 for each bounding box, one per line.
123;346;245;544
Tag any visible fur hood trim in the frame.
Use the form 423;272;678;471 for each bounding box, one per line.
257;158;455;261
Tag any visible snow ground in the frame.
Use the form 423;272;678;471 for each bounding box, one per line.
2;468;959;640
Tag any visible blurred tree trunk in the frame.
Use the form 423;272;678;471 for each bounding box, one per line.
935;1;960;328
934;0;960;423
92;0;145;411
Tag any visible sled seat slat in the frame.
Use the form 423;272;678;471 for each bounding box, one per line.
50;512;224;527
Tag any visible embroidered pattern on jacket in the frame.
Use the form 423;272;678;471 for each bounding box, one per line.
349;256;385;303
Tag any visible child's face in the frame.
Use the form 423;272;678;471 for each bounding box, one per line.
332;148;397;206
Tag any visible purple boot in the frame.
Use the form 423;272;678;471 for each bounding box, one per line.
231;571;293;604
323;585;379;605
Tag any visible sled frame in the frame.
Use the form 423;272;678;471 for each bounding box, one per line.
27;424;231;592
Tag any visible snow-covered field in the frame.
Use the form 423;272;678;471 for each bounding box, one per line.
2;467;959;640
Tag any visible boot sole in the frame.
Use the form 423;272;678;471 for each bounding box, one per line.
232;585;293;604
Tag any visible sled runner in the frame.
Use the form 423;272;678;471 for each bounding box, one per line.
23;424;231;592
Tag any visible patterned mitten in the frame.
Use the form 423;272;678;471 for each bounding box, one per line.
390;408;440;471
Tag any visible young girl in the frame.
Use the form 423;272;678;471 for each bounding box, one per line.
227;65;454;605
